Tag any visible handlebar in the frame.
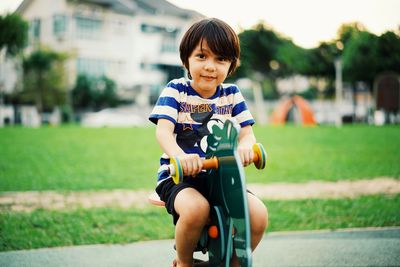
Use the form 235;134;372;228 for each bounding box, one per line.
168;143;266;184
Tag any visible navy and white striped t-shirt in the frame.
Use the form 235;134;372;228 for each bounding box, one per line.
149;78;254;184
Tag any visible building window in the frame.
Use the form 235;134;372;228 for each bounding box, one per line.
75;16;102;40
161;41;177;53
30;18;41;39
136;2;156;14
77;58;126;78
112;19;126;34
53;14;67;36
141;24;161;33
140;62;159;70
77;58;106;77
141;23;178;38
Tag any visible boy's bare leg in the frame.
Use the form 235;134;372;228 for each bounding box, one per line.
230;193;268;267
174;188;210;267
248;193;268;248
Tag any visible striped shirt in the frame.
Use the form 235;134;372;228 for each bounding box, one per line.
149;78;254;184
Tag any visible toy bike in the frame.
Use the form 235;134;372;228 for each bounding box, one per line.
149;119;267;267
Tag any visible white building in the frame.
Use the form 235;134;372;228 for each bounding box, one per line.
15;0;203;101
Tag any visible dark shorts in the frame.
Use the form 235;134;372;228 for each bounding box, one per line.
156;173;209;225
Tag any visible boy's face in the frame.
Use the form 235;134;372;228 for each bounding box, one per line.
187;39;231;98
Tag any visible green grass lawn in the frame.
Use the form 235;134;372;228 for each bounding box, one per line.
0;125;399;191
1;194;399;251
0;126;160;191
251;125;400;183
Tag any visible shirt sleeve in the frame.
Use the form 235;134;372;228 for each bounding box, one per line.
231;85;255;127
149;82;180;125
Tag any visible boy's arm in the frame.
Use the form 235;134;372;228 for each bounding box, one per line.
156;118;184;157
238;125;256;167
156;119;203;176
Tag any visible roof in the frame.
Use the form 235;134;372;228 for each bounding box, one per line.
16;0;138;15
82;0;138;14
16;0;203;18
134;0;203;18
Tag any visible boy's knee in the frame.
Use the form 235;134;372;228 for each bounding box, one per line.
255;206;268;233
262;205;269;230
250;198;268;234
175;192;210;227
182;201;210;227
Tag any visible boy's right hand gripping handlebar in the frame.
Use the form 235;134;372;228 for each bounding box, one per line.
168;143;267;184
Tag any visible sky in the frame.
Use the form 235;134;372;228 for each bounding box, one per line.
1;0;399;48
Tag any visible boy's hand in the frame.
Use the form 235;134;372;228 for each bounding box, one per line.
177;153;203;176
237;143;254;167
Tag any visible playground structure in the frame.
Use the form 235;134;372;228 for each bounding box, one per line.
270;95;317;126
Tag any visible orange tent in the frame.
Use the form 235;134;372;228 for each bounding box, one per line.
270;96;316;126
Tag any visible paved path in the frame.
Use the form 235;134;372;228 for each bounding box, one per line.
2;177;399;212
1;227;399;267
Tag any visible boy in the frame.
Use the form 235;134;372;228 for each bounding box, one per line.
149;18;268;267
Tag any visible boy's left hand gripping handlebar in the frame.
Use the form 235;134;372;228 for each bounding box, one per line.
168;143;267;184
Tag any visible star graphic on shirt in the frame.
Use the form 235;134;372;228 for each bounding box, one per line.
182;114;194;131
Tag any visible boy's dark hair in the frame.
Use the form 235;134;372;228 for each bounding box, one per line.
179;18;240;77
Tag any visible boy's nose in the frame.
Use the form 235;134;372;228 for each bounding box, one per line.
204;60;216;71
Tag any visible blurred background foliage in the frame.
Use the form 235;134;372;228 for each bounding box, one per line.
1;14;400;113
230;21;400;100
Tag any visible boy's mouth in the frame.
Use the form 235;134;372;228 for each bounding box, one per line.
201;75;217;80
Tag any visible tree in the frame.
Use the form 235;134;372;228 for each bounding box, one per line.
19;49;69;112
71;74;93;110
232;22;288;99
233;20;400;101
94;76;119;109
236;22;284;78
342;31;379;87
337;22;367;47
375;31;400;74
306;42;339;79
72;74;120;112
0;13;28;104
0;13;28;56
276;41;311;76
340;28;400;97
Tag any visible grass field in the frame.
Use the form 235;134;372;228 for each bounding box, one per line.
0;125;399;191
1;125;399;251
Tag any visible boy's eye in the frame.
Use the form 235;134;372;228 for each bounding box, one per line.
218;57;227;62
196;54;205;59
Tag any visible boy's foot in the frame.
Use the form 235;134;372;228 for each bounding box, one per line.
172;259;209;267
194;259;209;267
